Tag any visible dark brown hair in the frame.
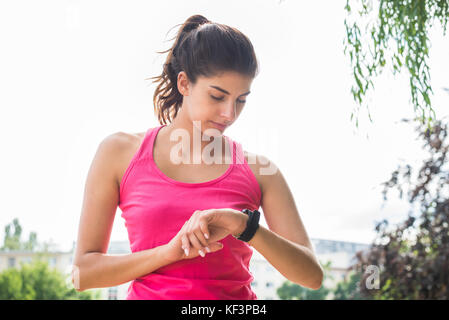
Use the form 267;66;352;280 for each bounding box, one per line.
147;14;260;125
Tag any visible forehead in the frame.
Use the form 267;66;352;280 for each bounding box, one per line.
197;71;253;90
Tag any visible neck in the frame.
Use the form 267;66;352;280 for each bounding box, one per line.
160;116;229;165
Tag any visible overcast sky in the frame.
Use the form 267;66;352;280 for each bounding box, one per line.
1;0;448;252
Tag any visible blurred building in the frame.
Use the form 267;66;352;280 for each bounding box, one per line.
312;238;371;289
249;249;285;300
249;238;370;299
0;241;129;300
0;237;370;300
0;249;73;276
102;240;132;300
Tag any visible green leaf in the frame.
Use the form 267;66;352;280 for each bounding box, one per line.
422;91;431;106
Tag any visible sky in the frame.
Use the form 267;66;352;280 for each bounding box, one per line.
1;0;448;252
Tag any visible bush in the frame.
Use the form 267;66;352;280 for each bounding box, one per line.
0;258;100;300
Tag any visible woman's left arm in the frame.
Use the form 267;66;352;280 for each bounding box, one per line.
245;155;324;290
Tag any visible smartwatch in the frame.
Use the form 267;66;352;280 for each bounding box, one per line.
233;209;260;242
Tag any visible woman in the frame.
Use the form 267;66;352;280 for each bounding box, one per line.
72;14;323;300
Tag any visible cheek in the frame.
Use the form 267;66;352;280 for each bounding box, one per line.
187;98;214;120
236;104;244;115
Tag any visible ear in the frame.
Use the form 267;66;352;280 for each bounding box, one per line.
177;71;191;96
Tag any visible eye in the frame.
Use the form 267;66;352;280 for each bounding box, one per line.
210;95;246;103
210;95;224;101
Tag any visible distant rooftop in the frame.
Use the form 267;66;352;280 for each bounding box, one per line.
310;238;370;255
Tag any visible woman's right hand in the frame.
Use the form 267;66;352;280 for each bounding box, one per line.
165;220;224;262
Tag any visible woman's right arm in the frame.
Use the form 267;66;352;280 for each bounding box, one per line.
71;132;177;292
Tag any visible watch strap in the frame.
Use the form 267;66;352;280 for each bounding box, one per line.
235;209;260;242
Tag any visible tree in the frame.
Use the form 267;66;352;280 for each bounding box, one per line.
352;116;449;299
1;218;39;252
0;218;101;299
332;270;368;300
277;260;332;300
0;258;100;300
343;0;449;130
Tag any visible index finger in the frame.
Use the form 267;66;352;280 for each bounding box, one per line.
198;217;210;241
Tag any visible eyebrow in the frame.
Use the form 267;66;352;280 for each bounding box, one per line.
209;85;251;96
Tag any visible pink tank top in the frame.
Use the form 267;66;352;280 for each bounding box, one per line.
118;124;262;300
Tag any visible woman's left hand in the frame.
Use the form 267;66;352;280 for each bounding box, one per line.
181;208;249;258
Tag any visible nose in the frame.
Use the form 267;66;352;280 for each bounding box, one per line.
219;102;237;124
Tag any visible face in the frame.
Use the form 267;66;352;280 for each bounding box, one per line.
176;70;253;137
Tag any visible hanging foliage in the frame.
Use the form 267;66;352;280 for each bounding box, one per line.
344;0;449;131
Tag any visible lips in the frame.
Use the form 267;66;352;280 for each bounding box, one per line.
210;121;227;130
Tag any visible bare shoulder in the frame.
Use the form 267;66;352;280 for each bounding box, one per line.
101;131;146;188
101;131;143;156
243;150;279;198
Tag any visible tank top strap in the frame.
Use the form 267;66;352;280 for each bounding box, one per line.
225;136;262;205
138;124;165;160
229;136;244;165
234;141;245;164
223;134;237;166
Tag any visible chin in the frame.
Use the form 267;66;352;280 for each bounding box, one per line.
203;125;224;138
204;130;223;138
